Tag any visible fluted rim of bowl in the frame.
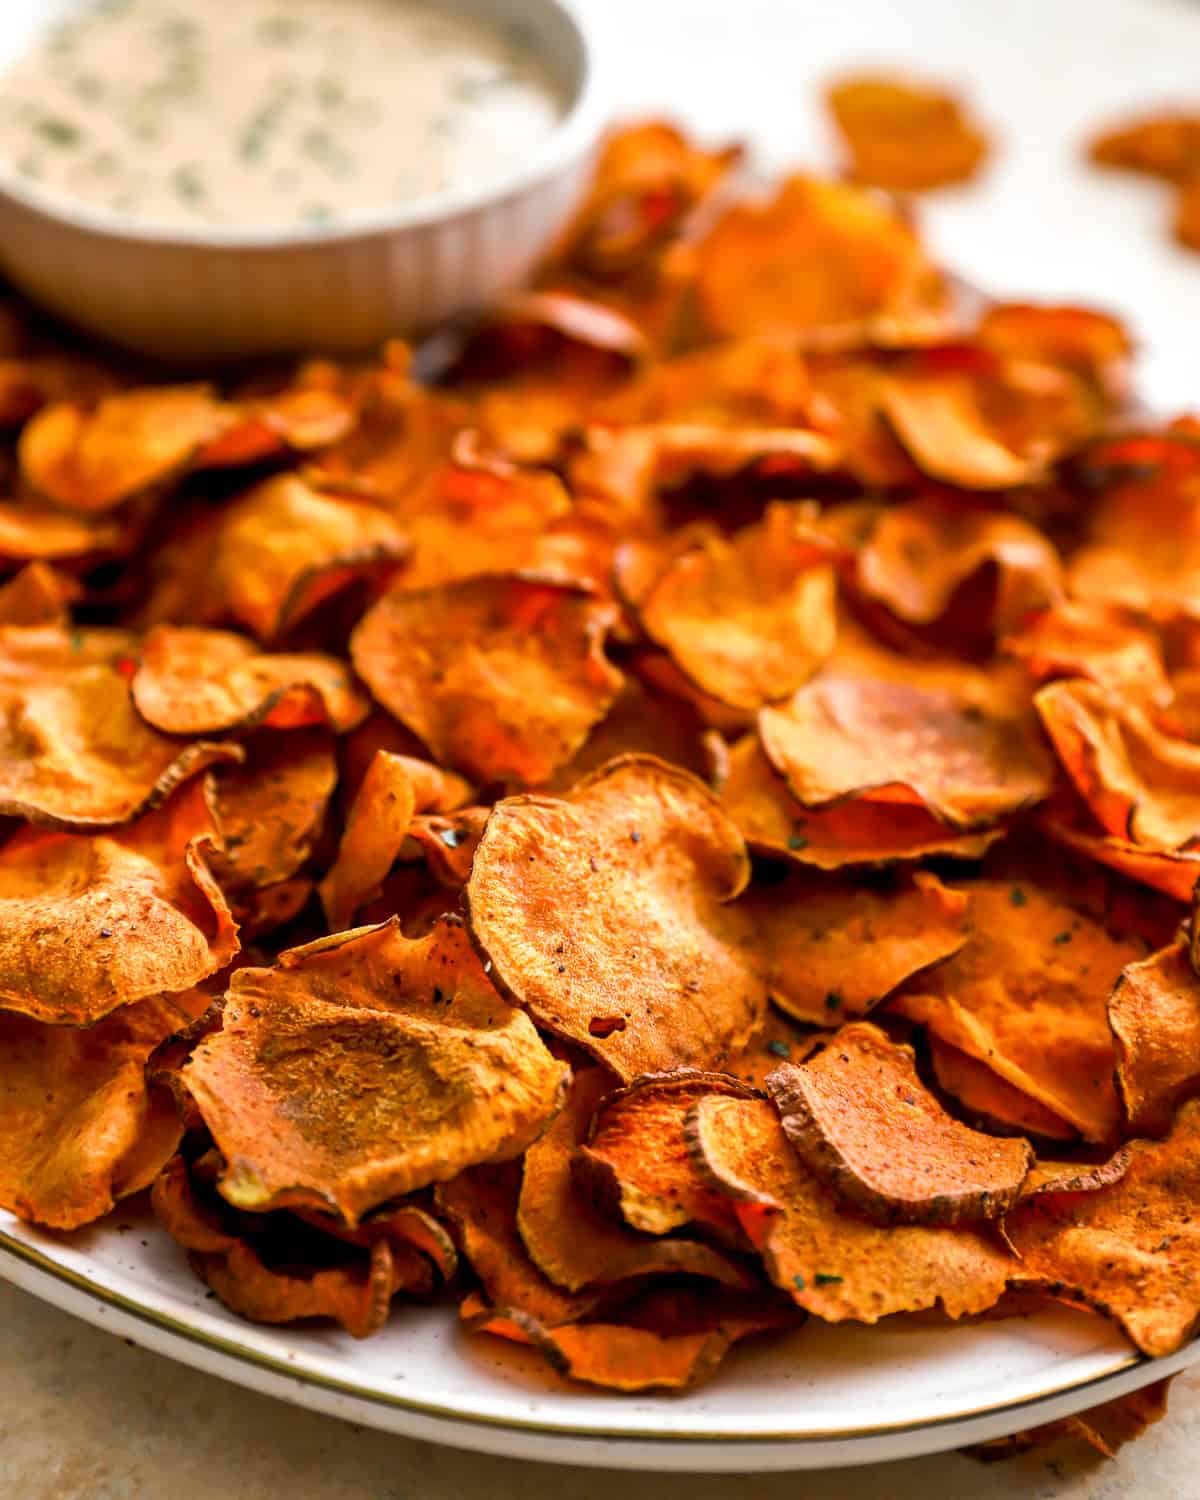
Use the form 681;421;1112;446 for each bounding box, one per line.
0;0;606;249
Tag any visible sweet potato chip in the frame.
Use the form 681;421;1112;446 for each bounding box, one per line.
1174;176;1200;253
968;1377;1172;1461
878;373;1039;490
724;1009;833;1089
889;879;1139;1141
543;676;709;791
0;562;79;626
1004;1098;1200;1355
0;992;201;1229
742;868;970;1024
827;74;987;193
319;749;473;930
0;624;241;829
183;916;568;1225
928;1036;1078;1142
1089;111;1200;181
687;1094;1012;1321
638;502;837;710
516;1068;754;1293
1110;941;1200;1135
132;626;368;736
1002;600;1171;705
576;1070;758;1238
766;1024;1034;1223
1016;1148;1132;1203
1037;678;1200;849
1044;806;1200;904
467;755;765;1080
0;496;128;568
0;781;237;1025
759;649;1052;829
976;303;1132;393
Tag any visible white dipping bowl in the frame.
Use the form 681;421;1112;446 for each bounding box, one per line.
0;0;604;361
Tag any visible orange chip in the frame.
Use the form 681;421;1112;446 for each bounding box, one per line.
0;992;201;1229
543;675;710;791
576;1070;759;1238
466;755;765;1081
1089;111;1200;181
877;371;1039;490
1036;678;1200;850
694;176;951;346
0;496;129;568
1174;176;1200;253
515;1068;755;1293
351;573;623;787
928;1036;1078;1143
1110;941;1200;1135
1002;600;1171;706
0;624;242;829
132;626;369;736
827;74;988;193
0;562;80;626
766;1024;1034;1223
889;879;1139;1141
1004;1098;1200;1356
687;1093;1012;1321
1016;1148;1132;1204
319;749;474;930
968;1378;1172;1460
183;916;568;1226
1042;803;1200;904
638;502;837;710
976;303;1132;393
0;780;237;1026
195;382;357;470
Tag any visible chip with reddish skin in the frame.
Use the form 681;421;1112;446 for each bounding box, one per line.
466;755;766;1081
1042;805;1200;904
827;74;989;193
1016;1149;1133;1204
765;1024;1034;1223
1109;941;1200;1135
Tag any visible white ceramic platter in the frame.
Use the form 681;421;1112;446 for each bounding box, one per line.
5;0;1200;1474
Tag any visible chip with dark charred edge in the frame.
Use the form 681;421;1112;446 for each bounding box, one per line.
435;1163;608;1328
928;1036;1078;1143
855;498;1063;637
766;1024;1034;1224
515;1068;756;1293
0;624;243;830
1001;600;1171;706
888;879;1139;1142
637;502;837;711
462;1283;800;1392
0;991;204;1229
19;385;233;512
741;868;970;1025
132;626;369;736
442;291;650;389
0;780;238;1026
1003;1098;1200;1357
319;750;474;930
826;74;988;193
716;733;1004;870
1037;678;1200;851
183;916;568;1226
693;175;951;346
759;650;1052;830
1042;806;1200;904
1089;111;1200;181
204;730;337;918
351;573;624;787
0;562;80;626
292;1200;459;1283
686;1093;1013;1321
543;676;710;792
1015;1148;1133;1203
576;1070;760;1238
466;755;766;1081
966;1378;1172;1461
1110;941;1200;1136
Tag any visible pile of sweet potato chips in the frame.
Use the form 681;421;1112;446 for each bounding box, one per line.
0;115;1197;1455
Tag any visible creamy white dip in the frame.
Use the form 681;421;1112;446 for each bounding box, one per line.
0;0;566;227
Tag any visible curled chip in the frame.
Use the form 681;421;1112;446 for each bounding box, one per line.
0;780;237;1025
132;626;369;735
968;1378;1172;1461
1016;1148;1132;1204
765;1024;1034;1223
1004;1098;1200;1357
1002;600;1171;706
543;676;710;791
462;1283;799;1392
686;1094;1012;1321
1036;678;1200;850
637;502;837;711
742;868;969;1025
320;749;473;931
1110;941;1200;1135
716;733;1004;869
19;385;231;512
928;1036;1077;1142
0;496;128;568
515;1068;755;1293
467;755;765;1081
0;562;80;626
877;371;1039;490
183;916;568;1226
575;1070;759;1238
759;648;1052;829
1043;804;1200;904
889;879;1137;1141
976;303;1132;394
826;74;988;193
351;573;623;787
1089;111;1200;181
694;175;950;346
0;624;241;829
0;992;202;1229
